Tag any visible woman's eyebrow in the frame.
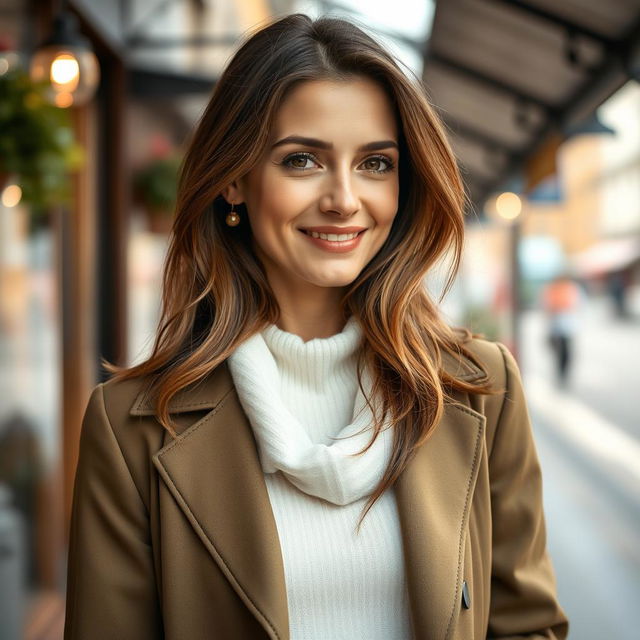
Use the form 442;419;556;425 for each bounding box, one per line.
358;140;399;152
271;135;398;152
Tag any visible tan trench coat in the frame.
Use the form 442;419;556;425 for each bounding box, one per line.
63;338;569;639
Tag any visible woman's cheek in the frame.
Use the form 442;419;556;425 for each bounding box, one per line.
367;178;399;218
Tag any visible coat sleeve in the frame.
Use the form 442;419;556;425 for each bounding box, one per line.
64;384;163;639
486;343;569;639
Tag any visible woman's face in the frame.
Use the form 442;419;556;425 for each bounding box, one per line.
229;77;400;292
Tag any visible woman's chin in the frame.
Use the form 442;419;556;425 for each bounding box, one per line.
305;270;361;289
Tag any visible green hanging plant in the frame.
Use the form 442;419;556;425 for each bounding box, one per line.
132;152;182;233
0;65;84;214
133;154;181;212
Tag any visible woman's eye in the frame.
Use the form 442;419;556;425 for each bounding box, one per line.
281;152;395;173
282;153;318;170
360;155;394;173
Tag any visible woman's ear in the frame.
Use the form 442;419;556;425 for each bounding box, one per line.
222;181;245;206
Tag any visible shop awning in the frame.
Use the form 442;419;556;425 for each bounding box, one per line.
571;238;640;277
423;0;640;213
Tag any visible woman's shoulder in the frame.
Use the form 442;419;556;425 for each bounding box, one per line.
77;374;177;512
80;375;168;467
446;335;528;437
83;373;158;431
102;373;153;413
85;364;232;437
444;332;515;391
83;376;168;440
461;335;515;387
77;365;232;504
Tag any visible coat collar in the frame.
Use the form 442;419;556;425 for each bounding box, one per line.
131;350;486;640
129;346;484;416
129;362;233;416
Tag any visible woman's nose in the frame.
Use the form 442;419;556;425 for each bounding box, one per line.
320;170;361;217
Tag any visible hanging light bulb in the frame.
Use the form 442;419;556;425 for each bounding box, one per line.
30;7;99;108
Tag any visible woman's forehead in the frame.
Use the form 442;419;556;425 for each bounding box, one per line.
269;78;398;144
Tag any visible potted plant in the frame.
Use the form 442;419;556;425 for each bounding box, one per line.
132;146;182;234
0;63;84;221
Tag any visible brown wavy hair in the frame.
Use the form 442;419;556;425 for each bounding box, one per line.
106;13;493;531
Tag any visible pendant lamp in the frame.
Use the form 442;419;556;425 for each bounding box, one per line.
30;2;99;108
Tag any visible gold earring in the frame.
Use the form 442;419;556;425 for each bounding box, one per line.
226;202;240;227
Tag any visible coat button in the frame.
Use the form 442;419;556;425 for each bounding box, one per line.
461;580;471;609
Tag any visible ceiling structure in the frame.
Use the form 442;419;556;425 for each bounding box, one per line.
423;0;640;215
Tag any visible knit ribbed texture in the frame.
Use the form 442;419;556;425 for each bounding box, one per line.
227;316;413;639
227;316;396;505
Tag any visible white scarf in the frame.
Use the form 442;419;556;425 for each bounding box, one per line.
226;317;395;505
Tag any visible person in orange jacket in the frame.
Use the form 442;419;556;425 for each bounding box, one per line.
542;274;581;385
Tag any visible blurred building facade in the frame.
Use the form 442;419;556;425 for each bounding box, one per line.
0;0;292;636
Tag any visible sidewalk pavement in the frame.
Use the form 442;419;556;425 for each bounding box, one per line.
518;299;640;640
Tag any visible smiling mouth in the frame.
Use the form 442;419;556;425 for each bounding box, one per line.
299;229;365;241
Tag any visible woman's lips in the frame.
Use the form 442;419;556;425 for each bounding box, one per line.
299;229;366;253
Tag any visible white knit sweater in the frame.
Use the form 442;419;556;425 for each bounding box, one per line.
227;316;413;640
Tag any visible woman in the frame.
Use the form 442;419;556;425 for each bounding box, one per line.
64;13;569;640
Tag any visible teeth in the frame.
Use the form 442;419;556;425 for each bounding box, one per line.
306;230;360;241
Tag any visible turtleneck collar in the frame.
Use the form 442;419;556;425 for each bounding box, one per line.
226;315;395;506
261;315;363;382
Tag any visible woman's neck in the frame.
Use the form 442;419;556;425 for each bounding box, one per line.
268;280;349;341
275;312;350;342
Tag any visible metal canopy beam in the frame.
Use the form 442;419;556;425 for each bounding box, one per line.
477;14;640;206
128;66;216;96
490;0;617;48
426;50;555;112
126;34;240;48
441;116;522;155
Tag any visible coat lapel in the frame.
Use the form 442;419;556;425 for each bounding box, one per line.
130;350;486;640
395;400;486;639
132;362;290;640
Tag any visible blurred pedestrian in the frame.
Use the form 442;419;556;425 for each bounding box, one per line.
542;274;581;385
64;13;568;640
607;271;628;318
